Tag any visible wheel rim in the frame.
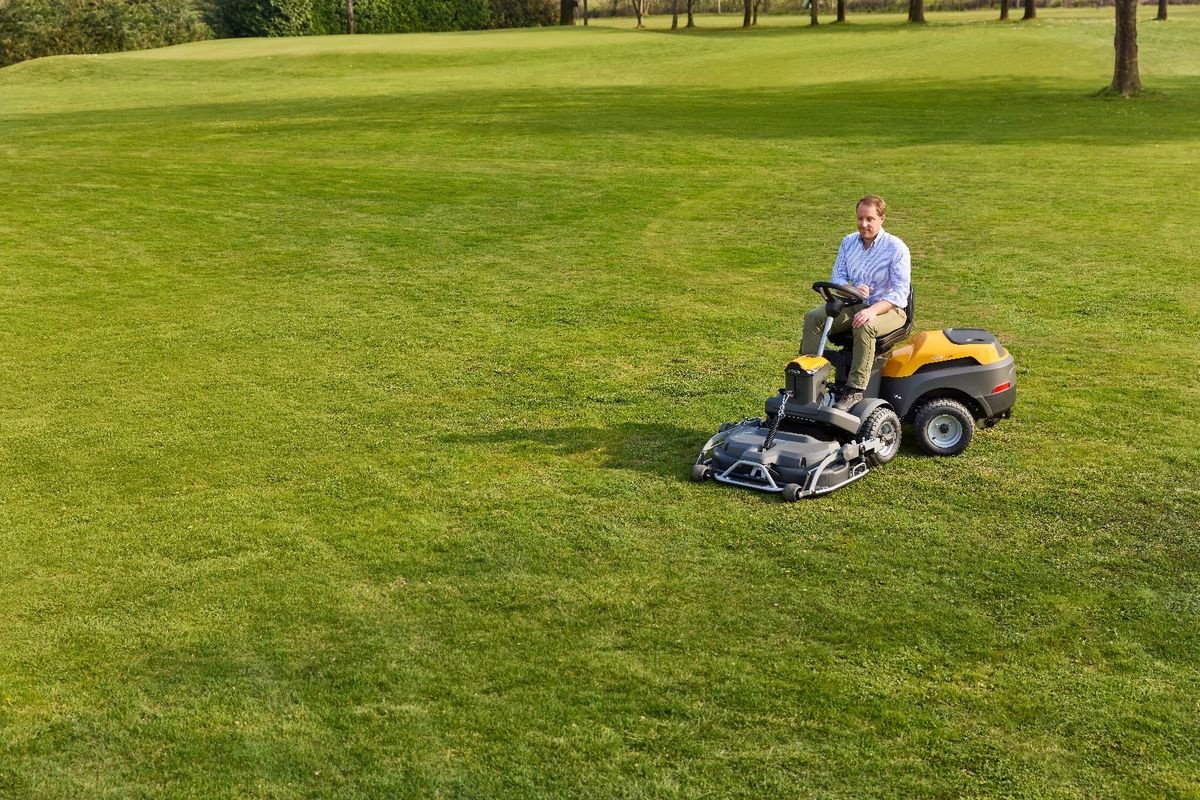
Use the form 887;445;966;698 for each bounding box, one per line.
878;418;900;457
927;413;963;448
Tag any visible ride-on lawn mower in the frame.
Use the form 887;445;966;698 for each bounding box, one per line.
691;282;1017;501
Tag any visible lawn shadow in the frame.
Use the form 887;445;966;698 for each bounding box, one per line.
9;77;1200;148
443;421;711;482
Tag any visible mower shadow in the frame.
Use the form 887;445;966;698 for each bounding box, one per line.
443;422;709;482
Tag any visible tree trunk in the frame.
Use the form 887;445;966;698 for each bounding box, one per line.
1022;0;1035;20
908;0;924;23
743;0;752;27
672;0;679;28
1156;0;1166;21
836;0;845;23
583;0;589;25
632;0;644;27
810;0;818;26
346;0;354;34
686;0;695;26
560;0;575;24
1110;0;1142;95
753;0;760;25
999;0;1008;20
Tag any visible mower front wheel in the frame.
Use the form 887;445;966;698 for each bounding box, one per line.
914;398;975;456
782;483;804;502
690;463;711;482
860;406;902;466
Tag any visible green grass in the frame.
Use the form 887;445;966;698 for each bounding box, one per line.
1;8;1199;797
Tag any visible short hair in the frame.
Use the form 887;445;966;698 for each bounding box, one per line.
857;195;887;217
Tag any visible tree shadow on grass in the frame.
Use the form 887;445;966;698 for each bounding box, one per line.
443;422;712;481
10;77;1200;148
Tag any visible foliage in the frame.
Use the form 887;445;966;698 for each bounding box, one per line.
201;0;495;37
488;0;557;28
0;0;210;66
0;0;510;60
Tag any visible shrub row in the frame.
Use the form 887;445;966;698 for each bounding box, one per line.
0;0;210;66
0;0;556;67
201;0;497;37
200;0;555;37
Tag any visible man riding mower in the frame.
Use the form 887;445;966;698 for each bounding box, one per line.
691;281;1017;501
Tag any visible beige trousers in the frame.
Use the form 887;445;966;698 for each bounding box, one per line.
801;304;907;390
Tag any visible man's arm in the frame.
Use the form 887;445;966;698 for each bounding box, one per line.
851;241;910;328
831;239;850;285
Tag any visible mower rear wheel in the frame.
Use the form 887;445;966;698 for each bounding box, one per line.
690;463;711;482
860;406;902;466
914;398;975;456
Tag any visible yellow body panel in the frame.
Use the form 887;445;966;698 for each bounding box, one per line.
788;355;831;373
883;330;1008;378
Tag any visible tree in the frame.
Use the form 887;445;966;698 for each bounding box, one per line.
742;0;752;27
907;0;924;23
671;0;678;28
999;0;1008;21
810;0;818;26
1156;0;1166;21
686;0;695;27
631;0;646;27
346;0;354;33
1022;0;1035;21
560;0;574;24
753;0;761;26
1109;0;1141;96
582;0;588;24
836;0;845;23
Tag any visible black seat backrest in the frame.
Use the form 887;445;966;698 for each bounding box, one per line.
828;287;914;354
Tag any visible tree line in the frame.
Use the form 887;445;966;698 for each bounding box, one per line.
579;0;1155;94
0;0;1161;94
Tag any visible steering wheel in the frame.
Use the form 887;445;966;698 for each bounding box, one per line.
811;281;867;305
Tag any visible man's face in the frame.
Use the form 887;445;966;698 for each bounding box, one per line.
857;204;884;243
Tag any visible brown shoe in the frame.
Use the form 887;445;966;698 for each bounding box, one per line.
833;387;864;412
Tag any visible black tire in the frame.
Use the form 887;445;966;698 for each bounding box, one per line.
782;483;803;502
690;463;711;482
914;398;975;456
860;406;902;466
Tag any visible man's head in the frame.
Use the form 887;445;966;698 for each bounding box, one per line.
856;195;887;244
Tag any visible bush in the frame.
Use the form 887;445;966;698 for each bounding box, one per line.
204;0;496;37
202;0;334;37
488;0;556;27
0;0;210;67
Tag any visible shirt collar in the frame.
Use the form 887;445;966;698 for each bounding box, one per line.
860;228;888;249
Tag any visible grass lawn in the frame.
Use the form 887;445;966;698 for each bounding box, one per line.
1;7;1198;797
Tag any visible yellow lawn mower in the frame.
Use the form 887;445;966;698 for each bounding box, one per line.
692;282;1016;501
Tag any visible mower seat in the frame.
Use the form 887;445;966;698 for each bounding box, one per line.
828;288;914;355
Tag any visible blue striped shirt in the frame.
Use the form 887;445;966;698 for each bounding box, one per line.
830;229;911;309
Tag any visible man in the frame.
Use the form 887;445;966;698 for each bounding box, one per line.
801;195;911;411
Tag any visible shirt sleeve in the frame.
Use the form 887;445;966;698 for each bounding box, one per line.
831;238;851;285
879;240;911;309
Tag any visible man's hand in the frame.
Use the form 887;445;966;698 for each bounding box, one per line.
854;283;871;299
852;307;877;329
853;300;896;329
